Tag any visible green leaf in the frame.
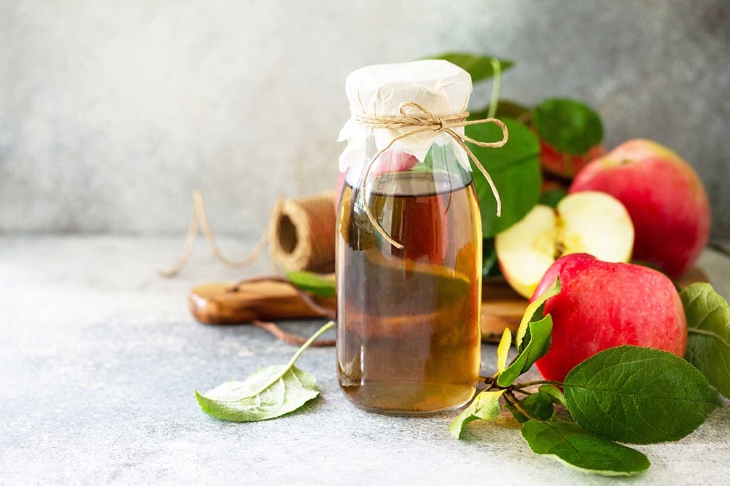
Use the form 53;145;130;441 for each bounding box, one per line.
516;277;561;348
424;53;513;83
466;117;541;237
506;391;554;423
564;346;722;444
196;321;334;422
521;421;650;476
539;188;567;208
497;315;552;387
496;277;561;387
448;389;505;439
286;271;336;298
539;384;567;408
533;98;603;155
470;100;531;122
496;328;512;373
682;283;730;398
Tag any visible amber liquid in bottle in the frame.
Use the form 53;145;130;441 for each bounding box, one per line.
336;170;482;414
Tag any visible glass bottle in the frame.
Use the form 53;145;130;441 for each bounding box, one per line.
336;61;483;414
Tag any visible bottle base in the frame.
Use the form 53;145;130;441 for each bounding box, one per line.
339;382;476;416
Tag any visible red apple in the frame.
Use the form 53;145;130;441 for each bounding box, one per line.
570;139;710;277
540;140;606;179
533;253;687;382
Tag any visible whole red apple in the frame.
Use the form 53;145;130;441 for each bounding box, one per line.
570;139;710;277
540;140;606;179
533;253;687;382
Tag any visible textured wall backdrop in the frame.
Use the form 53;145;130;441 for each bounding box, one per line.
1;0;728;241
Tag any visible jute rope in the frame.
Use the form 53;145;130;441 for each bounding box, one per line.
159;190;336;277
353;102;509;249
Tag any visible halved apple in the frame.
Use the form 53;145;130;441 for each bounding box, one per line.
495;191;634;298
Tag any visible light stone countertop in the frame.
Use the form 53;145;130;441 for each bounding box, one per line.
1;235;729;486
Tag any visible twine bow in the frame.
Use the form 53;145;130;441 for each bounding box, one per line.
353;102;509;249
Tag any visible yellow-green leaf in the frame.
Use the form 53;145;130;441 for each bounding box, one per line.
497;315;553;387
448;389;505;439
496;328;512;374
516;277;561;348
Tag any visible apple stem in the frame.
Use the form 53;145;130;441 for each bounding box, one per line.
486;58;502;119
511;379;564;389
505;390;541;421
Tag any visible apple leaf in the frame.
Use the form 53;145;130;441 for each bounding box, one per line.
563;346;722;444
521;421;650;477
195;322;333;422
516;277;561;348
496;328;512;373
533;98;603;155
681;283;730;398
286;271;336;298
506;391;554;423
466;117;542;237
497;315;553;387
496;277;561;387
448;389;505;439
424;53;513;83
469;100;532;122
539;384;567;408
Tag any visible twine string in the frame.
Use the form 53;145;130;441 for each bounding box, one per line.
158;189;269;278
353;102;508;249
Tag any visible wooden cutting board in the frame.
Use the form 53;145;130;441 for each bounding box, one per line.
190;267;708;343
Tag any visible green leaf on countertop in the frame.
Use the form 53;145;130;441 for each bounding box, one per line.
424;53;514;83
539;188;567;208
506;391;555;423
521;420;650;476
681;283;730;398
563;346;722;444
466;117;542;237
497;315;553;387
538;384;567;408
449;389;505;439
195;321;334;422
286;271;336;298
533;98;603;155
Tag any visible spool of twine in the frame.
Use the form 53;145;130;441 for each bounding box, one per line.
268;193;337;273
160;189;337;277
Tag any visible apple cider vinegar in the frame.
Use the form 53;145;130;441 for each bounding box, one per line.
336;171;482;414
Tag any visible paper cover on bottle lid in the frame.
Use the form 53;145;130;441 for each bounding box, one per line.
338;60;473;173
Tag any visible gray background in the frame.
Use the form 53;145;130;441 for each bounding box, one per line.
1;0;729;241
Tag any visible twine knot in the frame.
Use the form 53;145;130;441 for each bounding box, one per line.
353;101;509;249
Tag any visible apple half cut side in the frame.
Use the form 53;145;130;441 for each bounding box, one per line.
495;191;635;299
